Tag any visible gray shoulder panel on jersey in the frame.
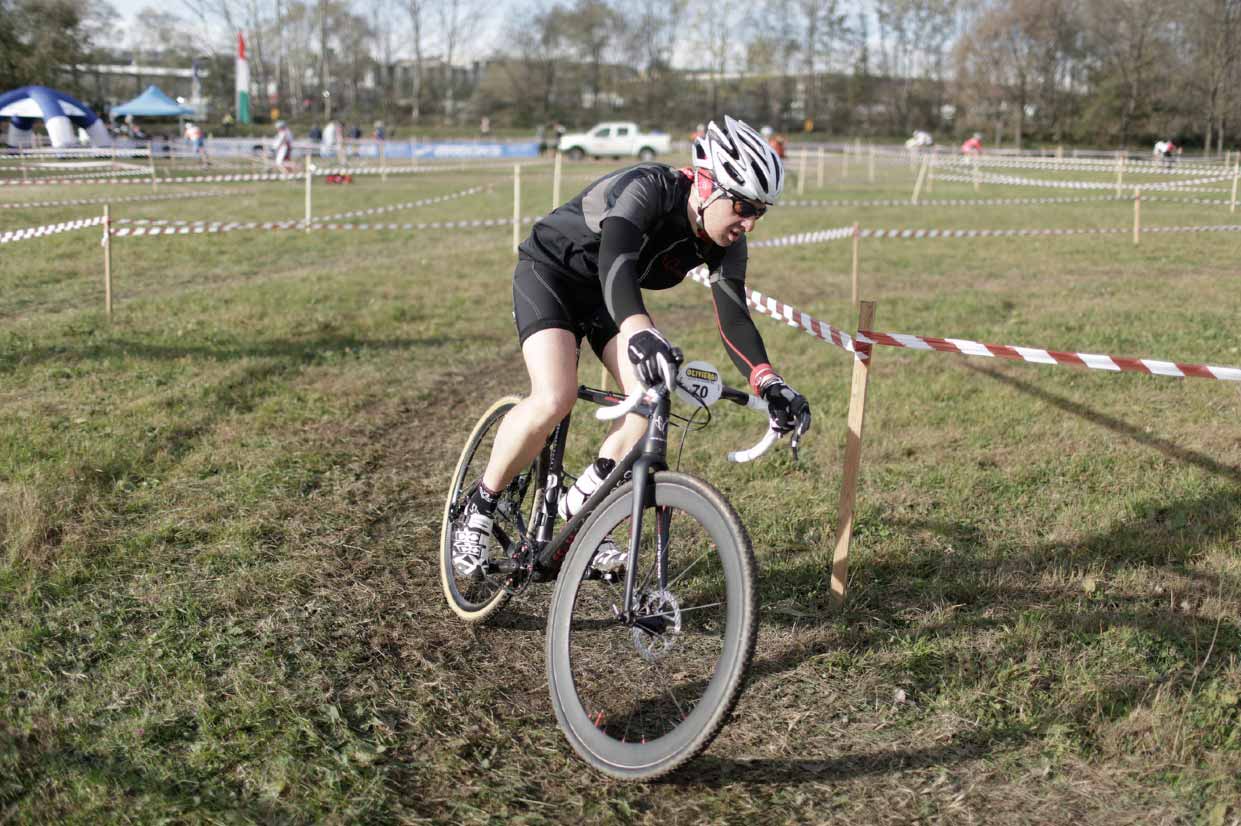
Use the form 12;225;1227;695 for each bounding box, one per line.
583;165;667;234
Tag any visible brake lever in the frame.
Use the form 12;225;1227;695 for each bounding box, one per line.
789;412;812;463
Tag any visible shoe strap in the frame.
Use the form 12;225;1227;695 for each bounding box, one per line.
466;511;493;533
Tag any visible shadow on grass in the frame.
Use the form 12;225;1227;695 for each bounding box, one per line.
962;361;1241;485
671;739;1000;786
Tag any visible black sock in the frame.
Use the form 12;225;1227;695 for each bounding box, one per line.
470;481;500;516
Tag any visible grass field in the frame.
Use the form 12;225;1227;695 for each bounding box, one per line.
2;155;1240;824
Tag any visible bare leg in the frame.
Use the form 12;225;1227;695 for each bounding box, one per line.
596;332;651;463
480;328;579;492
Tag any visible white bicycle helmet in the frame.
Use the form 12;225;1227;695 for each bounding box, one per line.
692;115;784;204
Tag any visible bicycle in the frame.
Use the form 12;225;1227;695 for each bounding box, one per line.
439;350;809;780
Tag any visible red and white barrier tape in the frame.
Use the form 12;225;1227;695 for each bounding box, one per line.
686;267;858;355
0;171;298;187
935;156;1230;177
750;226;856;248
781;195;1123;209
754;223;1241;248
0;188;251;210
1;215;105;245
934;170;1233;191
315;185;485;221
686;264;1241;381
857;329;1241;382
109;214;546;237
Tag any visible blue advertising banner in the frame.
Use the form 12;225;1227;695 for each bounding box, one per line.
356;141;541;160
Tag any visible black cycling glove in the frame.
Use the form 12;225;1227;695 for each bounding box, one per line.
627;329;677;391
760;377;811;435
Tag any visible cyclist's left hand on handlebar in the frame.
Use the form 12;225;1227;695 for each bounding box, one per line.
761;379;811;437
627;329;677;391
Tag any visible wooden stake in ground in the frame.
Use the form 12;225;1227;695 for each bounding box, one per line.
868;145;875;184
926;152;935;193
552;150;562;208
380;140;387;181
304;158;312;232
1133;187;1141;245
513;164;521;253
841;143;849;178
102;204;113;321
1115;152;1125;197
1231;161;1239;214
911;156;930;204
797;148;807;195
972;156;981;193
831;300;877;606
149;145;157;192
816;146;824;189
851;222;860;306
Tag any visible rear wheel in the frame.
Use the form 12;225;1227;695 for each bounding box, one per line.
638;147;656;161
440;396;540;623
566;147;585;161
546;471;757;780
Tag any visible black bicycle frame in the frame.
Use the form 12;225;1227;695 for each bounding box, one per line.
531;385;670;620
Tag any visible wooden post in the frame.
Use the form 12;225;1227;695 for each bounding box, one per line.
1056;144;1063;160
552;150;562;208
149;145;157;191
831;300;877;606
911;156;929;204
304;158;312;232
103;204;113;321
1114;152;1124;197
868;144;875;184
850;223;860;306
380;140;387;181
841;143;849;178
1230;161;1239;214
816;146;824;189
797;148;807;195
926;152;935;193
513;164;521;253
972;156;980;193
1133;187;1141;245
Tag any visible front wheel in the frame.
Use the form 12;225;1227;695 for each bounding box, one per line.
546;472;757;781
637;147;656;162
440;396;538;623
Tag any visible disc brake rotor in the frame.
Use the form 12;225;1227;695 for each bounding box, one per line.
630;589;682;663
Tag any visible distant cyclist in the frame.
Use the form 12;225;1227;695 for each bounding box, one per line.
451;115;812;578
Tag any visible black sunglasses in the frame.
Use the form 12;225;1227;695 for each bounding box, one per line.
728;194;768;219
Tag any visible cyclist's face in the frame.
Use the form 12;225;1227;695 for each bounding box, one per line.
701;189;763;246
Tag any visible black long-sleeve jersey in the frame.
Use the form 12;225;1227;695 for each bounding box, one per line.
517;162;774;391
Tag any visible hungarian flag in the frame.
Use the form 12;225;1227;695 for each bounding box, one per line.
236;31;251;124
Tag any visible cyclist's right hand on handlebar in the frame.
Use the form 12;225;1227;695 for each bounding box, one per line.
627;329;677;391
760;378;811;436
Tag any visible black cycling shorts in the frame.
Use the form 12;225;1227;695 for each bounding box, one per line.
512;257;619;359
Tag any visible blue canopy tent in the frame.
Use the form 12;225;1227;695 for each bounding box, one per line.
110;85;194;118
0;85;111;148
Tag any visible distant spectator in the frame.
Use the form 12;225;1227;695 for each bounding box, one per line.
905;130;933;151
272;120;294;171
760;126;787;160
321;119;341;159
480;115;490;137
373;120;386;141
349;124;362;140
309;124;322;142
961;132;983;155
184;121;208;167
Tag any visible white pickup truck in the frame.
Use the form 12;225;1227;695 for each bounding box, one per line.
558;122;671;161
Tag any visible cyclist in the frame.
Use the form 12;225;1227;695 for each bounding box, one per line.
452;115;812;577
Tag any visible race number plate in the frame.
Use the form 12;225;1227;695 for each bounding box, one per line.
674;360;723;408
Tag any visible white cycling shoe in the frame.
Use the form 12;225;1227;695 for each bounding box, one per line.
451;506;494;577
590;537;627;574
